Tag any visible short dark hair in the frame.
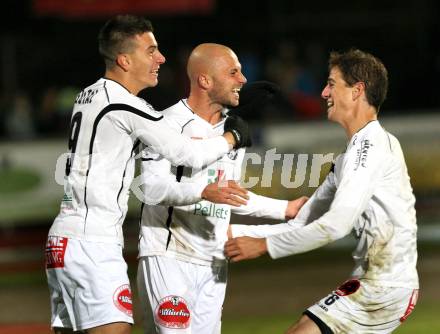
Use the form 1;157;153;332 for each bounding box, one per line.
329;49;388;111
98;15;153;68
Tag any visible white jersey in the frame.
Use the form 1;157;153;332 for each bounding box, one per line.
232;120;418;289
48;79;231;245
139;99;287;266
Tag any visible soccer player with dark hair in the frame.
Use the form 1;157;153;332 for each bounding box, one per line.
45;15;250;334
225;49;419;334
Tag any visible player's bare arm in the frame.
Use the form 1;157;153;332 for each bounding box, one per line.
284;196;309;219
202;180;249;207
224;236;267;262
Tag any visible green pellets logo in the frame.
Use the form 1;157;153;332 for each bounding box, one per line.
194;202;229;219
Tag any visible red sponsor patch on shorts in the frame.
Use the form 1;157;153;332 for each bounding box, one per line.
113;284;133;317
400;289;419;322
156;295;191;329
335;279;360;296
45;237;68;269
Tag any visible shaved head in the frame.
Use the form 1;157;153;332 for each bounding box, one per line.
186;43;246;108
187;43;238;84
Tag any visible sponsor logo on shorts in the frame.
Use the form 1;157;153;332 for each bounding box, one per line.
156;295;190;329
45;237;68;269
335;279;360;296
113;284;133;317
317;303;329;312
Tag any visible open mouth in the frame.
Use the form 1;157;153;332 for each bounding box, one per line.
327;100;334;111
232;88;241;99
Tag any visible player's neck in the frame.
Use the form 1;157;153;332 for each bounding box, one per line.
343;106;378;140
187;95;223;125
104;70;142;96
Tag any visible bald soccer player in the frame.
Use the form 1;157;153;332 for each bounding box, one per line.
136;43;308;334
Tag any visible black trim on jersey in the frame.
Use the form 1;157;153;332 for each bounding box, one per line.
141;158;154;161
88;103;163;157
330;163;335;174
303;310;334;334
181;119;195;132
89;103;163;158
83;103;163;226
165;165;185;250
115;158;131;224
103;81;110;103
103;77;132;94
181;98;226;129
116;139;141;225
138;202;145;244
181;99;195;114
83;169;90;231
163;114;193;249
164;207;175;249
132;139;141;155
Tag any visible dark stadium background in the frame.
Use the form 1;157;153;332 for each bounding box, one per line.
0;1;439;333
1;0;439;123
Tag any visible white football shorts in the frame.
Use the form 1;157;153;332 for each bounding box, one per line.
306;279;418;334
137;255;227;334
45;236;134;331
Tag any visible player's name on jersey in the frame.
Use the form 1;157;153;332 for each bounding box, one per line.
75;89;99;105
193;202;229;219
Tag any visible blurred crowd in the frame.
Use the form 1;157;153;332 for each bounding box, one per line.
0;86;78;140
2;0;439;142
0;40;329;141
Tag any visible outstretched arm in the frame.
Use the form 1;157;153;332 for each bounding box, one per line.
137;147;248;206
128;111;251;170
228;172;336;239
231;191;308;220
225;236;268;262
227;134;385;261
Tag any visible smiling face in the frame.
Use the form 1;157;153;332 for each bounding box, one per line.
321;66;355;124
208;50;247;107
128;32;165;90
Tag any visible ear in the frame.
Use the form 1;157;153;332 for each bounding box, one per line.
116;54;130;72
352;82;366;101
198;74;211;90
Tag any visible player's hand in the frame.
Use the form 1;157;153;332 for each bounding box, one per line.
223;115;252;149
224;237;267;262
228;81;281;118
285;196;309;219
201;180;249;207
